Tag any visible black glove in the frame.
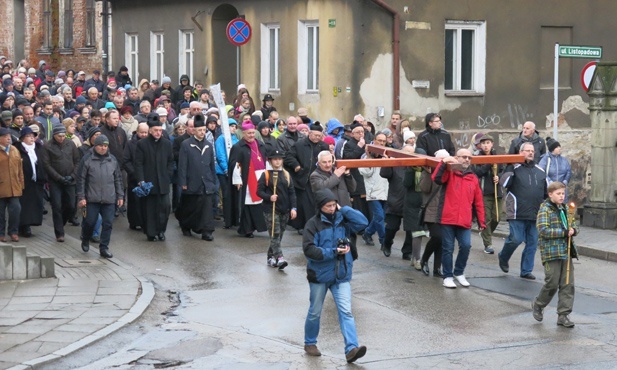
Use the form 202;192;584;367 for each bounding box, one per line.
63;176;73;185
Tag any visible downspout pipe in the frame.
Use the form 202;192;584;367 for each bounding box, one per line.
102;0;109;76
370;0;400;110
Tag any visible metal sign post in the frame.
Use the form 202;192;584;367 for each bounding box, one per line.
553;44;603;140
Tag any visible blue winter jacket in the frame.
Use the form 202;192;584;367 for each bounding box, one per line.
214;134;239;175
302;206;368;284
326;118;344;142
537;152;572;186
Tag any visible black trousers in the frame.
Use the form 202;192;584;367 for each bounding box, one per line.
421;222;443;270
126;180;143;228
141;194;170;238
384;213;413;256
218;174;237;228
48;181;76;237
176;193;215;235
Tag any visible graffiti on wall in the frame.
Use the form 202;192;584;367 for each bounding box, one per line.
507;104;531;129
477;114;501;129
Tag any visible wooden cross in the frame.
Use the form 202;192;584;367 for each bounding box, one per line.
336;144;525;169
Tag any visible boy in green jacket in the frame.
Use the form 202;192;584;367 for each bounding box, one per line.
532;181;578;328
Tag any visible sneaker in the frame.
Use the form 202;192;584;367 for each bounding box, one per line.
557;315;575;328
277;257;288;270
532;300;543;322
304;344;321;356
454;274;470;287
443;277;457;289
484;246;495;254
267;257;278;268
362;233;374;246
413;259;422;270
345;345;367;363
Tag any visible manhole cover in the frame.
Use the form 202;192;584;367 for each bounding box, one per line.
57;259;105;267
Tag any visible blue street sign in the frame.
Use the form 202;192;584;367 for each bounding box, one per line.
226;18;252;46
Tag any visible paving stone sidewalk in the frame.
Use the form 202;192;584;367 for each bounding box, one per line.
0;224;154;370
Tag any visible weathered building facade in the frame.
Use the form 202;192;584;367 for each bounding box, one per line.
0;0;105;73
108;0;616;206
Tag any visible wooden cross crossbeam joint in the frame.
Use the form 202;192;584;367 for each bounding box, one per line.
336;144;525;169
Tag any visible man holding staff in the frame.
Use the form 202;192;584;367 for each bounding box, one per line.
472;135;503;254
532;181;578;328
257;149;297;269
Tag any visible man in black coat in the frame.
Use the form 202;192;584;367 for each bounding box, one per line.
42;125;80;242
284;124;328;233
123;123;149;230
175;117;217;241
134;115;174;241
415;113;456;157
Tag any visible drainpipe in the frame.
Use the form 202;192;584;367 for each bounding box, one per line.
370;0;400;110
102;0;109;76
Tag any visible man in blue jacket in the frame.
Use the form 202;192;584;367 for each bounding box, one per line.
302;188;368;363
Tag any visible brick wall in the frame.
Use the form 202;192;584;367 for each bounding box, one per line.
0;0;14;58
1;0;104;76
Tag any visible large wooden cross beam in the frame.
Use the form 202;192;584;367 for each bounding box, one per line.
336;144;525;169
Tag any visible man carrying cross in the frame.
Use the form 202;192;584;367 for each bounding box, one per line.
432;148;486;289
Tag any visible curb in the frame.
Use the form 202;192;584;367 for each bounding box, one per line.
7;275;155;370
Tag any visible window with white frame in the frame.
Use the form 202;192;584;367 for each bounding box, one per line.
150;32;165;82
444;20;486;94
260;23;280;93
125;33;139;83
298;20;319;93
179;30;194;80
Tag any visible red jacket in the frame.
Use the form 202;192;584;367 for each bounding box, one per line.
432;161;486;229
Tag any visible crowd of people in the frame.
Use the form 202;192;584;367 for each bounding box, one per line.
0;56;579;361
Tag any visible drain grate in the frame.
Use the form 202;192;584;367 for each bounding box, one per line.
57;259;105;267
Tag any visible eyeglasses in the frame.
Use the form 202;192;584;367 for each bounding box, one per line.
521;149;535;153
458;156;472;160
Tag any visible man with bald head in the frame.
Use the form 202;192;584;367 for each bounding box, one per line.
86;87;105;110
508;121;546;162
432;148;486;289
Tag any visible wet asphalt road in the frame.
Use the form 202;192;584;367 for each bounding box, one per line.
42;214;617;369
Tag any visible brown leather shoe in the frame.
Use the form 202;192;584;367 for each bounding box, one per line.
346;345;367;363
10;234;19;242
56;236;65;242
304;344;321;356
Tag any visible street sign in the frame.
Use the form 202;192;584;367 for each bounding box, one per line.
581;61;597;92
558;45;603;59
226;18;252;46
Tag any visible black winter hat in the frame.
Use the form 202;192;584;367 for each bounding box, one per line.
314;189;337;209
546;137;561;152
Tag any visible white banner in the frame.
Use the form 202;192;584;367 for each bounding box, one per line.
210;83;232;157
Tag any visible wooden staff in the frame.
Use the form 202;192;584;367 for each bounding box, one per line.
271;171;279;238
566;202;576;285
492;164;499;222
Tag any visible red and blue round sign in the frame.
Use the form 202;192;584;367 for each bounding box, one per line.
226;18;252;46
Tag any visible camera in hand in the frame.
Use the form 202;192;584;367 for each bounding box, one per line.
337;237;351;251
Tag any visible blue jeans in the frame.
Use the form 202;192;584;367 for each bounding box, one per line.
305;281;359;354
441;225;471;278
0;197;21;236
81;203;115;251
365;200;385;244
499;220;538;276
82;214;102;237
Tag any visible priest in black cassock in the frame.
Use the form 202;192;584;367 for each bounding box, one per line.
229;121;268;238
175;115;217;241
134;113;174;241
